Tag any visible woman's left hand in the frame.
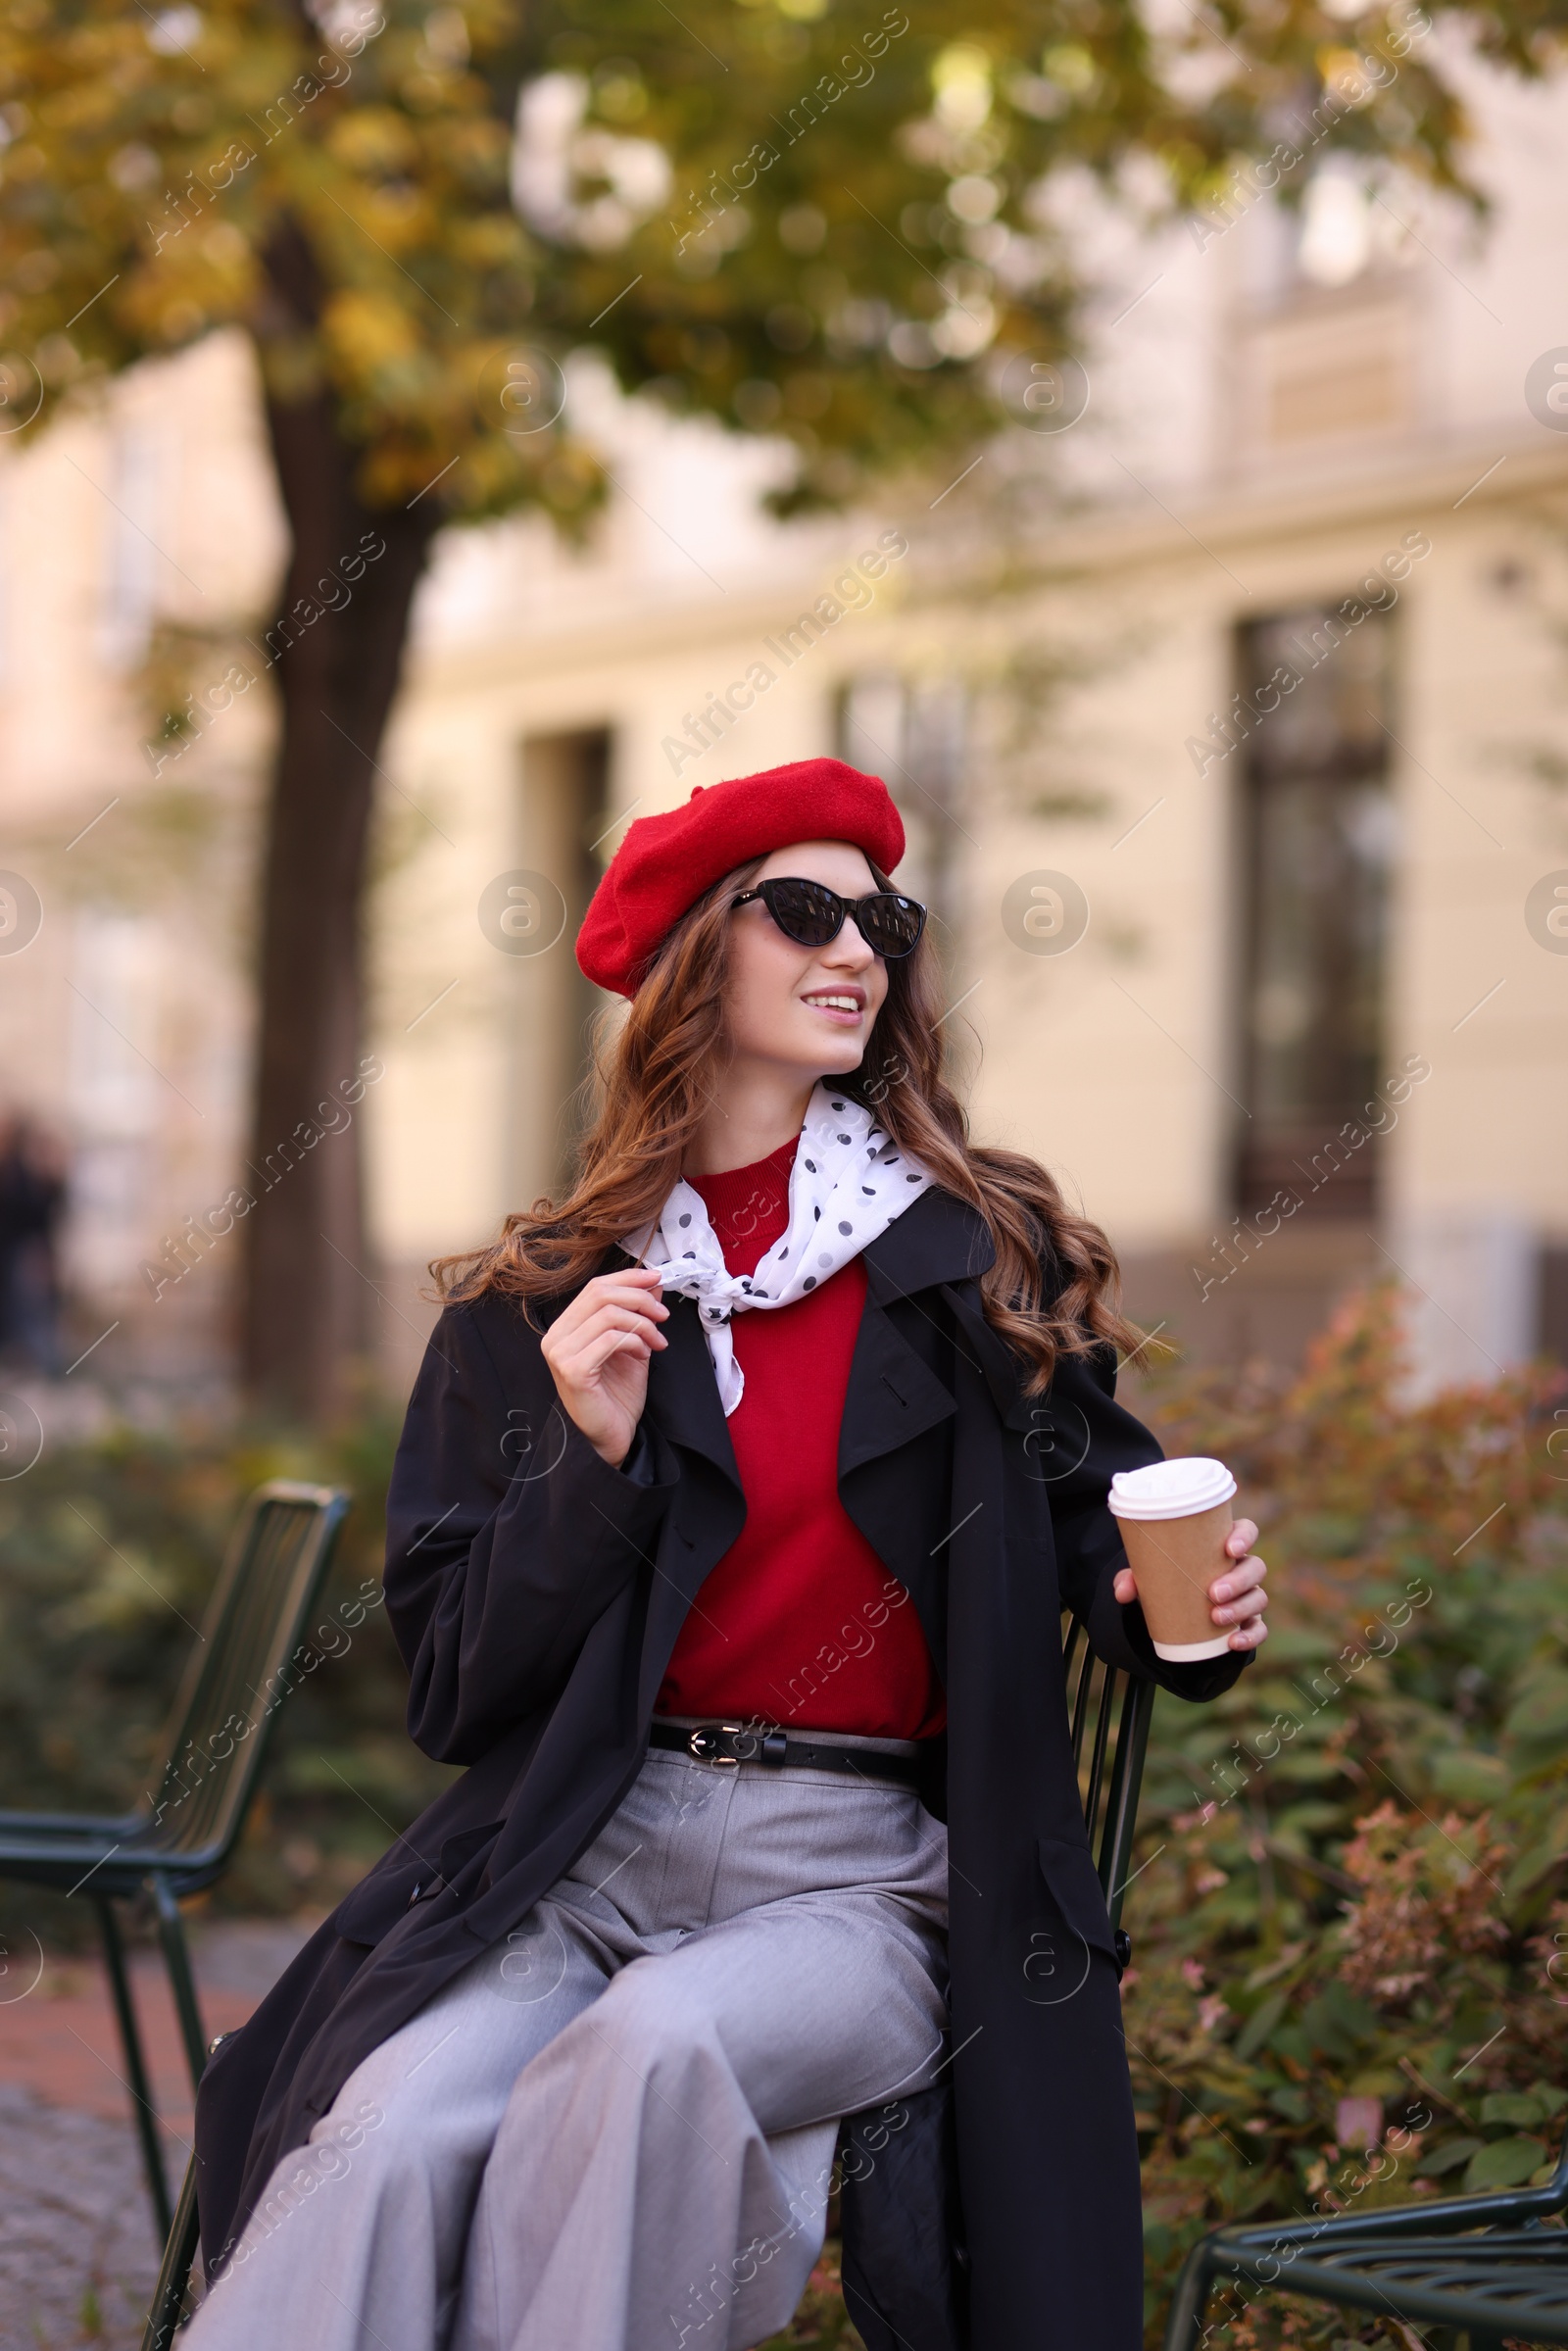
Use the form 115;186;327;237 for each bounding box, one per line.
1112;1518;1269;1652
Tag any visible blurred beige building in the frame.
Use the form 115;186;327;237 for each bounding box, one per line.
2;51;1566;1406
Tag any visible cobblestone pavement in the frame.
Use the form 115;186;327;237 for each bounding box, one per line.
0;1919;315;2351
0;2080;163;2351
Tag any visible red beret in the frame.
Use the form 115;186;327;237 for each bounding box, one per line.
576;758;906;998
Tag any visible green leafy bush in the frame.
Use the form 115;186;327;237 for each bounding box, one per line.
0;1405;457;1943
1128;1286;1568;2345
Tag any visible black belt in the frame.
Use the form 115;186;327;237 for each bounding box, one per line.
649;1719;922;1790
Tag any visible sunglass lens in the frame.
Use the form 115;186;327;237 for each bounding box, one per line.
857;895;925;957
764;879;843;947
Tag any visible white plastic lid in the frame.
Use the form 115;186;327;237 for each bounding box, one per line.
1106;1456;1238;1522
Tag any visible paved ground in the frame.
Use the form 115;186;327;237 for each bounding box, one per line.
0;1917;316;2351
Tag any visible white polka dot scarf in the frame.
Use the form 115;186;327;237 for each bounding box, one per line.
623;1081;933;1415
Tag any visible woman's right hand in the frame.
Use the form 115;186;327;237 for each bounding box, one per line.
539;1267;669;1468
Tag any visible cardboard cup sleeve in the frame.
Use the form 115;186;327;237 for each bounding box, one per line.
1107;1457;1239;1662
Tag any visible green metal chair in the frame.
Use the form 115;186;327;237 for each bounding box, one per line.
0;1480;350;2245
1163;2117;1568;2349
144;2139;207;2351
1061;1612;1156;1935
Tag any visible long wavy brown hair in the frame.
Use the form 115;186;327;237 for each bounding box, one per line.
432;854;1143;1391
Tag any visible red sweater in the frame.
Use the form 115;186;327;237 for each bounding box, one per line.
655;1137;946;1739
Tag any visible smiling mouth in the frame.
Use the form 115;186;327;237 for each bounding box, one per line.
802;991;866;1017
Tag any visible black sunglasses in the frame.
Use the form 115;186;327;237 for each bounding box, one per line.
731;876;927;959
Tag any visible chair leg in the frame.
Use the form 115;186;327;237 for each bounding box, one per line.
140;2146;203;2351
150;1877;208;2090
1161;2238;1221;2351
94;1895;173;2243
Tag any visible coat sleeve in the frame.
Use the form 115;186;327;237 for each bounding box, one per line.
1044;1341;1252;1706
383;1298;679;1764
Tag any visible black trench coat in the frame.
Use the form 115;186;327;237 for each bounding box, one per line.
193;1187;1250;2348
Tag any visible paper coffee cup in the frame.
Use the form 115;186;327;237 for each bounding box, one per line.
1106;1457;1239;1661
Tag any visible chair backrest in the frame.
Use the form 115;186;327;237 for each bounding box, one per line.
1061;1615;1155;1931
135;1482;352;1871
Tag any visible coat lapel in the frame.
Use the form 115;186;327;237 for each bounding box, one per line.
640;1290;741;1494
832;1190;999;1676
942;1280;1039;1433
838;1285;958;1475
840;1187;1001;1474
636;1291;747;1702
860;1182;997;1304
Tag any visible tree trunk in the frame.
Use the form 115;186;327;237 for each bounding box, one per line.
241;351;439;1417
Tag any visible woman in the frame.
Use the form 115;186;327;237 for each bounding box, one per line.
188;757;1268;2351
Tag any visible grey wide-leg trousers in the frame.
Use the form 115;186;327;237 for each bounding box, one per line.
183;1741;950;2351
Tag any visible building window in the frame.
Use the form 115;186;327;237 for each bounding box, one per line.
1235;606;1396;1219
95;421;167;669
512;726;612;1203
836;673;967;959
